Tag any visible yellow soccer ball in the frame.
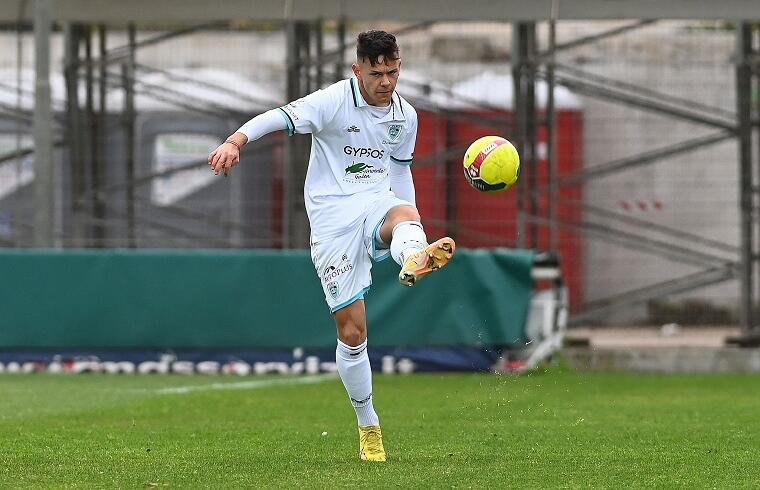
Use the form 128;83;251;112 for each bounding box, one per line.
463;136;520;193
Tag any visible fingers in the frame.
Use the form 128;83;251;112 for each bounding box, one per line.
212;150;225;172
220;155;240;176
208;143;240;176
212;152;238;175
212;149;227;175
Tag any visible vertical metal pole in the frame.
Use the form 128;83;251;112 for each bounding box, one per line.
93;24;107;246
736;23;754;336
302;23;312;94
525;23;538;249
754;26;760;339
546;2;559;252
122;23;136;248
33;0;54;247
283;21;297;249
84;26;97;245
512;23;527;248
335;18;346;82
513;23;537;248
314;19;323;88
64;23;85;247
14;0;28;246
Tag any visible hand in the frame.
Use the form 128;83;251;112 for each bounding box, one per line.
208;141;240;176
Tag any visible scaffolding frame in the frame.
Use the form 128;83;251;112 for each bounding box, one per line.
14;2;760;341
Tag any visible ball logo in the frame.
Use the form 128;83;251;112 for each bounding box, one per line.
482;141;499;155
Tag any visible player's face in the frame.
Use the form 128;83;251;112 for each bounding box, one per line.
352;56;401;107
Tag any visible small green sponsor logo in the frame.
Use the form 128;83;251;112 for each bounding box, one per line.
345;162;373;174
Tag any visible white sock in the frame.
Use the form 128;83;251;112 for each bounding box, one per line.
390;221;427;266
336;339;379;427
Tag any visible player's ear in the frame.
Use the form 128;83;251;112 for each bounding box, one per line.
351;63;361;79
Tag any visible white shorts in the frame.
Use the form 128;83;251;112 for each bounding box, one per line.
310;191;412;313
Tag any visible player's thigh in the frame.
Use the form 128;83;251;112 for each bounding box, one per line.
310;226;372;314
363;193;415;260
378;204;420;244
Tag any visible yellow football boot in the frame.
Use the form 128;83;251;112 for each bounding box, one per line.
398;237;456;287
358;425;386;462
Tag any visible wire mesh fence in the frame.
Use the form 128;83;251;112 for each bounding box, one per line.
0;20;754;323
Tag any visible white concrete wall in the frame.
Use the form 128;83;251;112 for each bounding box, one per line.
562;22;740;323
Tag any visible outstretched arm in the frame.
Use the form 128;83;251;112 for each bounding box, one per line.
208;109;289;176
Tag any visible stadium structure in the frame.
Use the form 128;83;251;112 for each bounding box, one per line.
1;1;760;373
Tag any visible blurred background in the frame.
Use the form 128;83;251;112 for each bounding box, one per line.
1;1;760;353
3;4;760;487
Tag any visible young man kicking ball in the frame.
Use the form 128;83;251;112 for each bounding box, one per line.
208;30;455;462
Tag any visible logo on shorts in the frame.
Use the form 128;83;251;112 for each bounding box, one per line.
387;124;403;143
321;261;354;284
328;281;339;300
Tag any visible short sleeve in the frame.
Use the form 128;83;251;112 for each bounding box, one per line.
277;85;341;136
390;108;418;166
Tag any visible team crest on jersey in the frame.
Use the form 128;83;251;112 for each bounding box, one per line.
387;124;403;143
327;281;339;300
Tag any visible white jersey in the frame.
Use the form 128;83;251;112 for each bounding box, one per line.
277;76;418;242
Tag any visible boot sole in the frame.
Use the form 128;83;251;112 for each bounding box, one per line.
399;238;456;287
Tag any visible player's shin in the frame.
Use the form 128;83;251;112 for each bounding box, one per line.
336;339;379;427
390;221;427;266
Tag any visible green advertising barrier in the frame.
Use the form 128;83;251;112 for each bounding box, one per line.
0;249;534;349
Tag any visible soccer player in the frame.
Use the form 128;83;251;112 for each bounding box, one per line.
208;30;455;462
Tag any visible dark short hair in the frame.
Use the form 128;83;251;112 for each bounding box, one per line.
356;30;399;66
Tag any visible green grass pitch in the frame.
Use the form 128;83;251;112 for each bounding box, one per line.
1;369;759;488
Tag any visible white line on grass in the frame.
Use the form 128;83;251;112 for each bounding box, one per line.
153;374;338;395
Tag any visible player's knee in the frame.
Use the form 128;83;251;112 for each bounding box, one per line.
394;205;420;223
337;318;366;346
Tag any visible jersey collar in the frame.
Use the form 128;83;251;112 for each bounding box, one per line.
350;76;406;122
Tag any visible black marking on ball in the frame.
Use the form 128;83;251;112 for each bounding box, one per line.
463;167;507;191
